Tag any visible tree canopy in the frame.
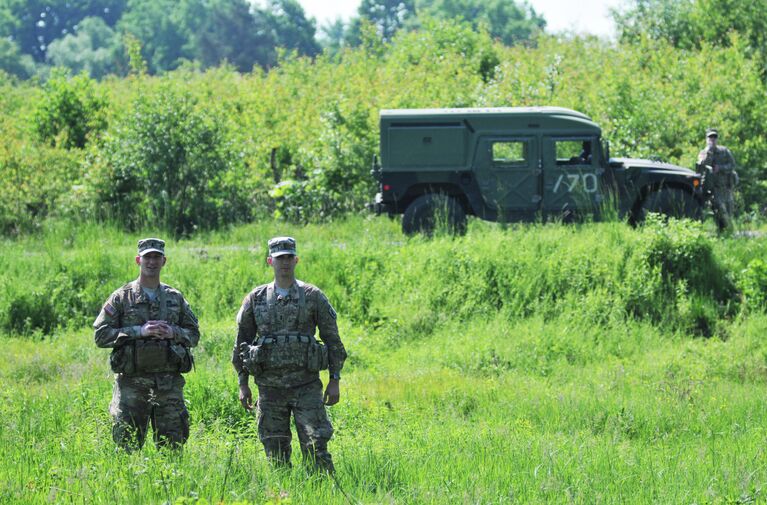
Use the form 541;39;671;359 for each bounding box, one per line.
0;0;321;77
0;0;125;62
614;0;767;75
0;0;548;78
417;0;545;46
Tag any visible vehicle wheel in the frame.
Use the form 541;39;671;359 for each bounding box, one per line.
633;188;701;224
402;194;467;236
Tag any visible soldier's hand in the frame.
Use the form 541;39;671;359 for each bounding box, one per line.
140;321;161;338
324;379;340;406
157;322;174;339
143;320;174;339
239;384;254;411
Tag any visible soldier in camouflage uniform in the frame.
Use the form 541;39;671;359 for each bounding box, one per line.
94;238;199;451
233;237;346;473
698;128;738;222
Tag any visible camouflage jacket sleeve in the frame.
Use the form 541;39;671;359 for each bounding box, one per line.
312;289;347;376
93;290;141;348
697;148;712;165
232;292;257;384
171;296;200;348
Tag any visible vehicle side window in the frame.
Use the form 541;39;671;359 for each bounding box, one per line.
555;140;592;166
492;141;527;167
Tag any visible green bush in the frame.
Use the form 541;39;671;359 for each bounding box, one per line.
636;215;730;294
623;215;737;334
85;85;256;235
739;258;767;312
33;70;108;149
270;103;377;221
0;255;119;336
0;145;82;235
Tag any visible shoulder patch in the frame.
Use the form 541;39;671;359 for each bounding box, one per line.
328;306;337;320
252;284;270;301
103;303;116;318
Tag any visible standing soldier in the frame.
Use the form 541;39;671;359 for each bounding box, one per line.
698;128;738;222
94;238;199;451
233;237;346;473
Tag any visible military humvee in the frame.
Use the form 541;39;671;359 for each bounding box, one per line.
371;107;703;234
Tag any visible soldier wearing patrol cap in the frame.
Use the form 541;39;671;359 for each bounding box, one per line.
698;128;738;222
233;236;347;473
94;238;199;451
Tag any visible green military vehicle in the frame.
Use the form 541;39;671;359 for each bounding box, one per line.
371;107;704;234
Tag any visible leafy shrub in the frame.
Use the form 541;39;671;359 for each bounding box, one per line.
388;17;500;83
33;69;108;149
85;85;255;235
270;103;377;221
634;215;733;297
0;145;82;235
739;258;767;312
623;215;737;334
0;252;120;336
2;293;57;336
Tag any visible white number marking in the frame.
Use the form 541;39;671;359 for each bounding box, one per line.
554;173;599;194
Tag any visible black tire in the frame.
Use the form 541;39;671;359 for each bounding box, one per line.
402;194;467;236
633;187;702;224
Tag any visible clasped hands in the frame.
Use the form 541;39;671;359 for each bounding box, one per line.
140;320;175;340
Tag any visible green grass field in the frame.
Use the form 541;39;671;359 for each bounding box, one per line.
2;216;767;504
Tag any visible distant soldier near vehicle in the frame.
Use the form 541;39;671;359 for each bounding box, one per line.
697;128;738;225
233;237;346;473
94;238;199;451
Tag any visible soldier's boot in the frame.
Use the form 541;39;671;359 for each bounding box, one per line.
263;439;292;468
301;441;335;474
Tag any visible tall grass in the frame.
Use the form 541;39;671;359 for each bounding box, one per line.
2;216;767;503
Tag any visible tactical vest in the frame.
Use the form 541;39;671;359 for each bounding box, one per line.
241;281;328;376
109;285;194;374
110;339;193;374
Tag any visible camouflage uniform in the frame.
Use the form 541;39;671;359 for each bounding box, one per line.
94;240;199;451
233;279;346;471
698;141;737;218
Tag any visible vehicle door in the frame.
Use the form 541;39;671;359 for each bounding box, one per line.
541;136;603;216
473;136;541;212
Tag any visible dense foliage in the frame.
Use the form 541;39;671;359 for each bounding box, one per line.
416;0;546;46
0;217;744;337
2;13;767;234
33;69;108;149
0;0;547;78
85;84;257;235
616;0;767;75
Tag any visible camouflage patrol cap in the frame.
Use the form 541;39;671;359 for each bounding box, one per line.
138;238;165;256
268;236;297;257
706;128;719;138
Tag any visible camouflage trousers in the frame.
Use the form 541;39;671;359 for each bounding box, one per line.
109;373;189;451
712;171;736;219
256;379;335;472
